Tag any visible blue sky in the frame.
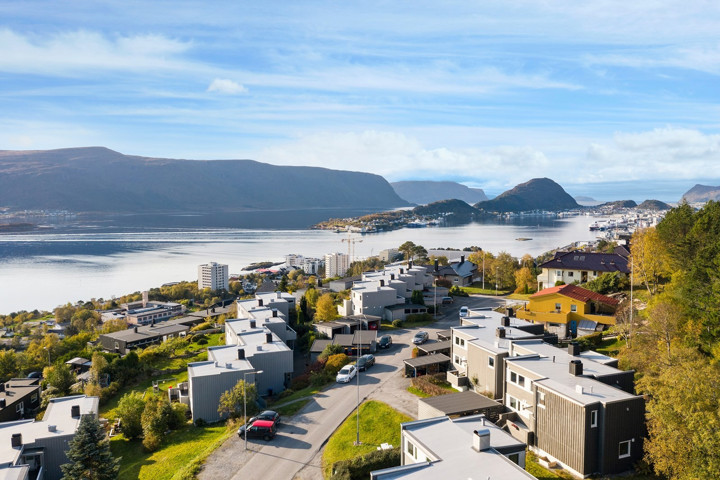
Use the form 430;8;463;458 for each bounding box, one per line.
1;1;719;201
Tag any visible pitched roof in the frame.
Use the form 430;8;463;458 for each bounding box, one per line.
531;284;619;306
539;250;629;274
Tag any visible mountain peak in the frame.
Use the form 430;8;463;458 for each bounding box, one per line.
475;178;579;212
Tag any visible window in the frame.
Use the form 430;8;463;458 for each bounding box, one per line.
15;403;22;413
508;395;519;410
488;357;495;368
619;440;631;459
31;394;38;403
537;391;545;408
568;271;574;277
508;453;520;465
406;440;416;458
554;303;561;311
571;304;577;312
591;410;598;428
509;371;526;388
455;337;465;347
556;270;562;276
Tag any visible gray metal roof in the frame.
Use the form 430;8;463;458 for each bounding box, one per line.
310;339;333;353
101;323;189;343
404;353;451;368
418;391;501;416
417;340;451;354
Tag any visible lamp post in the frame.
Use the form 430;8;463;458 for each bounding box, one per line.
354;317;363;446
433;278;437;319
244;369;263;451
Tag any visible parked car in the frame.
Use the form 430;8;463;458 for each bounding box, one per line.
459;306;469;318
378;334;393;349
441;296;454;304
356;354;375;371
248;410;280;426
413;331;429;345
336;364;357;383
237;419;277;441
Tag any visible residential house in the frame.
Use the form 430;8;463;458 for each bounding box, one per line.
0;379;41;423
430;255;477;286
0;395;99;480
98;322;190;354
536;251;630;290
370;414;536;480
516;284;619;337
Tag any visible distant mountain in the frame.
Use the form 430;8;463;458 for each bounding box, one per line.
637;199;671;210
474;178;579;213
598;200;637;210
412;199;478;217
574;196;597;202
682;184;720;203
0;147;409;214
391;181;487;205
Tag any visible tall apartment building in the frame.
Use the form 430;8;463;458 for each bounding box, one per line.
198;262;229;291
324;252;349;278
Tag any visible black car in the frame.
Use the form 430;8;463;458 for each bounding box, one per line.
356;354;375;371
378;335;393;349
237;419;277;440
248;410;281;425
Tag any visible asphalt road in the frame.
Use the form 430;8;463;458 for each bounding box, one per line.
199;295;506;480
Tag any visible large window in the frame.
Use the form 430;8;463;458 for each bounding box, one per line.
619;440;631;459
406;440;416;458
455;336;465;347
571;304;577;312
488;357;495;368
509;371;526;388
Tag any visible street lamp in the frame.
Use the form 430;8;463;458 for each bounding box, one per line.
355;316;363;446
433;278;437;319
244;369;263;451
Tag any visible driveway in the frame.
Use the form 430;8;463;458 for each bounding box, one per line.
199;295;505;480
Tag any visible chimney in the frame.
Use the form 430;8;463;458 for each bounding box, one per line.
151;318;155;327
0;399;6;408
225;363;232;368
501;316;510;327
71;405;80;418
142;290;148;308
266;332;273;343
380;279;385;287
496;327;506;339
258;298;264;307
575;384;585;394
133;326;138;333
472;429;491;451
48;425;57;432
237;348;245;360
568;342;581;356
0;383;5;393
250;320;256;328
505;307;514;317
434;259;439;272
272;309;278;318
570;359;583;376
390;273;395;280
408;260;413;268
277;292;282;299
11;433;22;448
460;255;465;264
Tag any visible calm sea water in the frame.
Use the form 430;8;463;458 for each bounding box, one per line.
0;214;598;314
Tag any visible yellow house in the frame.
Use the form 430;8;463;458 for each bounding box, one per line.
516;284;618;337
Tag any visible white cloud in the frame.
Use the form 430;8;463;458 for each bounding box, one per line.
206;78;248;95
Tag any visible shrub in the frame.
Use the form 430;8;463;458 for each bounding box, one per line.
318;344;345;362
290;374;311;391
191;322;212;332
448;285;469;297
406;313;433;323
411;347;419;358
391;319;403;328
330;448;400;480
310;370;333;387
324;354;350;376
576;332;603;349
169;402;189;429
410;376;452;397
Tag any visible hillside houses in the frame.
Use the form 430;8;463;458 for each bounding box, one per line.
536;251;629;290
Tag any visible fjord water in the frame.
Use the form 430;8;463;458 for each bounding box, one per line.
0;214;596;314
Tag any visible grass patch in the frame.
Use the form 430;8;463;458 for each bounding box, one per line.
322;400;411;478
595;336;627;358
506;293;532;301
525;452;573;479
100;371;189;420
461;284;512;296
406;386;431;398
276;398;312;416
111;421;235;480
269;383;326;406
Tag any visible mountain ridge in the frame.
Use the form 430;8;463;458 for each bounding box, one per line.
475;177;579;212
391;180;487;205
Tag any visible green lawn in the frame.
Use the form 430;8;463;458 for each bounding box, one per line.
322;400;411;478
406;386;431;398
595;336;627;358
460;284;512;296
101;370;189;420
110;422;235;480
525;452;573;479
507;293;532;301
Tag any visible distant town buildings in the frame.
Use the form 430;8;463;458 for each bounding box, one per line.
198;262;229;291
324;252;349;278
285;254;322;275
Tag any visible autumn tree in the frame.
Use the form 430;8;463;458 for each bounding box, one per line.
116;392;145;440
513;267;535;294
314;293;338;322
493;252;519;290
141;395;174;451
217;379;258;420
631;227;669;295
43;363;75;394
0;350;19;382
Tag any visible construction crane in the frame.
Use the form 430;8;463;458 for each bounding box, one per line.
342;234;363;264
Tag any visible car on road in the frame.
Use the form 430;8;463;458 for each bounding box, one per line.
336;364;357;383
412;331;429;344
237;419;277;441
356;354;375;371
459;306;469;318
441;296;454;304
248;410;281;426
378;334;393;349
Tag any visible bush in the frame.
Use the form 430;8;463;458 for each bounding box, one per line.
169;402;189;429
448;285;469;297
405;313;433;323
310;370;333;387
576;332;603;349
290;374;311;391
191;322;212;332
324;354;350;376
411;347;419;358
318;344;345;362
330;448;400;480
410;376;452;397
391;319;403;328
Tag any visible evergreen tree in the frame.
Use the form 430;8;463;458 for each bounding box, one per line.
60;414;119;480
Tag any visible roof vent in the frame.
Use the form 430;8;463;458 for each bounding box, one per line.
472;429;491;451
237;348;245;360
48;425;57;432
258;298;264;307
575;385;585;394
71;405;80;418
225;363;232;368
570;359;583;376
496;327;506;339
568;342;580;356
133;326;138;333
257;345;263;351
460;255;465;264
272;309;278;318
266;333;273;343
501;316;510;327
250;320;256;328
11;433;22;448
